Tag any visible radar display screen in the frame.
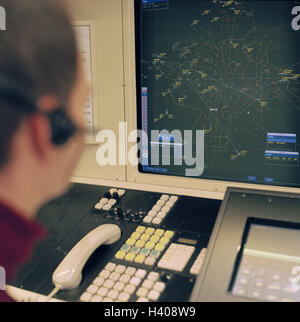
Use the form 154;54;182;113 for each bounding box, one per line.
135;0;300;187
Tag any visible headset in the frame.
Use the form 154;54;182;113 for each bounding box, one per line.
0;87;78;146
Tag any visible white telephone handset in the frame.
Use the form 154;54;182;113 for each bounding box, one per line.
47;224;121;300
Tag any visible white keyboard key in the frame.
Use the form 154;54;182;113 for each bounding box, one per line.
113;282;125;292
137;287;149;298
97;287;109;297
160;194;170;201
107;290;119;300
137;297;149;302
201;248;207;255
153;282;166;292
99;198;109;204
80;292;92;302
87;285;98;295
152;205;161;212
147;272;159;282
115;265;126;274
93;277;105;287
103;279;115;289
156;199;165;207
109;188;118;196
130;277;141;286
99;270;111;279
119;274;131;283
102;204;112;211
110;272;121;281
156;211;167;219
165;200;175;208
190;266;202;275
147;210;157;218
187;246;195;253
118;292;130;302
102;297;113;302
142;279;154;289
148;290;160;301
108;199;117;206
161;206;171;213
190;248;207;275
117;189;126;197
143;216;153;224
124;284;136;295
125;267;136;276
158;243;195;272
158;259;168;267
91;295;102;302
144;257;156;266
169;196;178;202
135;269;147;279
105;263;116;272
94;203;103;210
152;217;162;225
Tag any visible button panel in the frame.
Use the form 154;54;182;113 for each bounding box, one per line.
143;195;179;225
80;263;167;303
94;190;179;225
115;226;175;266
158;243;195;272
94;188;126;211
85;188;205;302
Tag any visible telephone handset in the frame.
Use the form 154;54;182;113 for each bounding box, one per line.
46;224;121;301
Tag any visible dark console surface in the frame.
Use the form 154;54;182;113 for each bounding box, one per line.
12;183;221;302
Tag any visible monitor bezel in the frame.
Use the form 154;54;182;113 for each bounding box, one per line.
133;0;300;193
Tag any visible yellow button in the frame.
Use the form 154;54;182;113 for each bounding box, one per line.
141;233;150;241
135;240;145;248
135;254;145;264
155;229;164;237
150;235;160;243
131;232;141;240
115;250;126;260
145;241;155;249
126;238;136;246
160;237;170;245
136;226;146;233
164;231;174;239
125;253;136;262
155;243;165;252
145;227;155;235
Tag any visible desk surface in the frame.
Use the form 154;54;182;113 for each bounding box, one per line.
8;181;222;302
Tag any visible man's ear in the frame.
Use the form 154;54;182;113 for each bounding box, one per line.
36;95;59;113
28;113;54;160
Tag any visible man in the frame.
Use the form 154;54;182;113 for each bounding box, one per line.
0;0;90;301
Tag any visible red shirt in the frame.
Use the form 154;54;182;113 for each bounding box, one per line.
0;201;46;302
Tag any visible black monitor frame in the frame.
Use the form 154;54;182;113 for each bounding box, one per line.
134;0;143;174
134;0;300;189
190;187;300;302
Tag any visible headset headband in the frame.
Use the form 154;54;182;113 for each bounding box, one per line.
0;87;37;113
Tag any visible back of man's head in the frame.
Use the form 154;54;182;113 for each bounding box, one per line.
0;0;77;169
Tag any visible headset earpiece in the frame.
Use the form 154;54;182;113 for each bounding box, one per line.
48;109;78;146
0;87;77;146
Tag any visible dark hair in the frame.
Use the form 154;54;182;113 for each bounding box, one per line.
0;0;77;168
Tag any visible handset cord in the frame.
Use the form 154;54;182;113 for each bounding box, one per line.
45;285;62;302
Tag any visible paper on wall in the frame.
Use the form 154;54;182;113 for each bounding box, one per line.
74;25;94;141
